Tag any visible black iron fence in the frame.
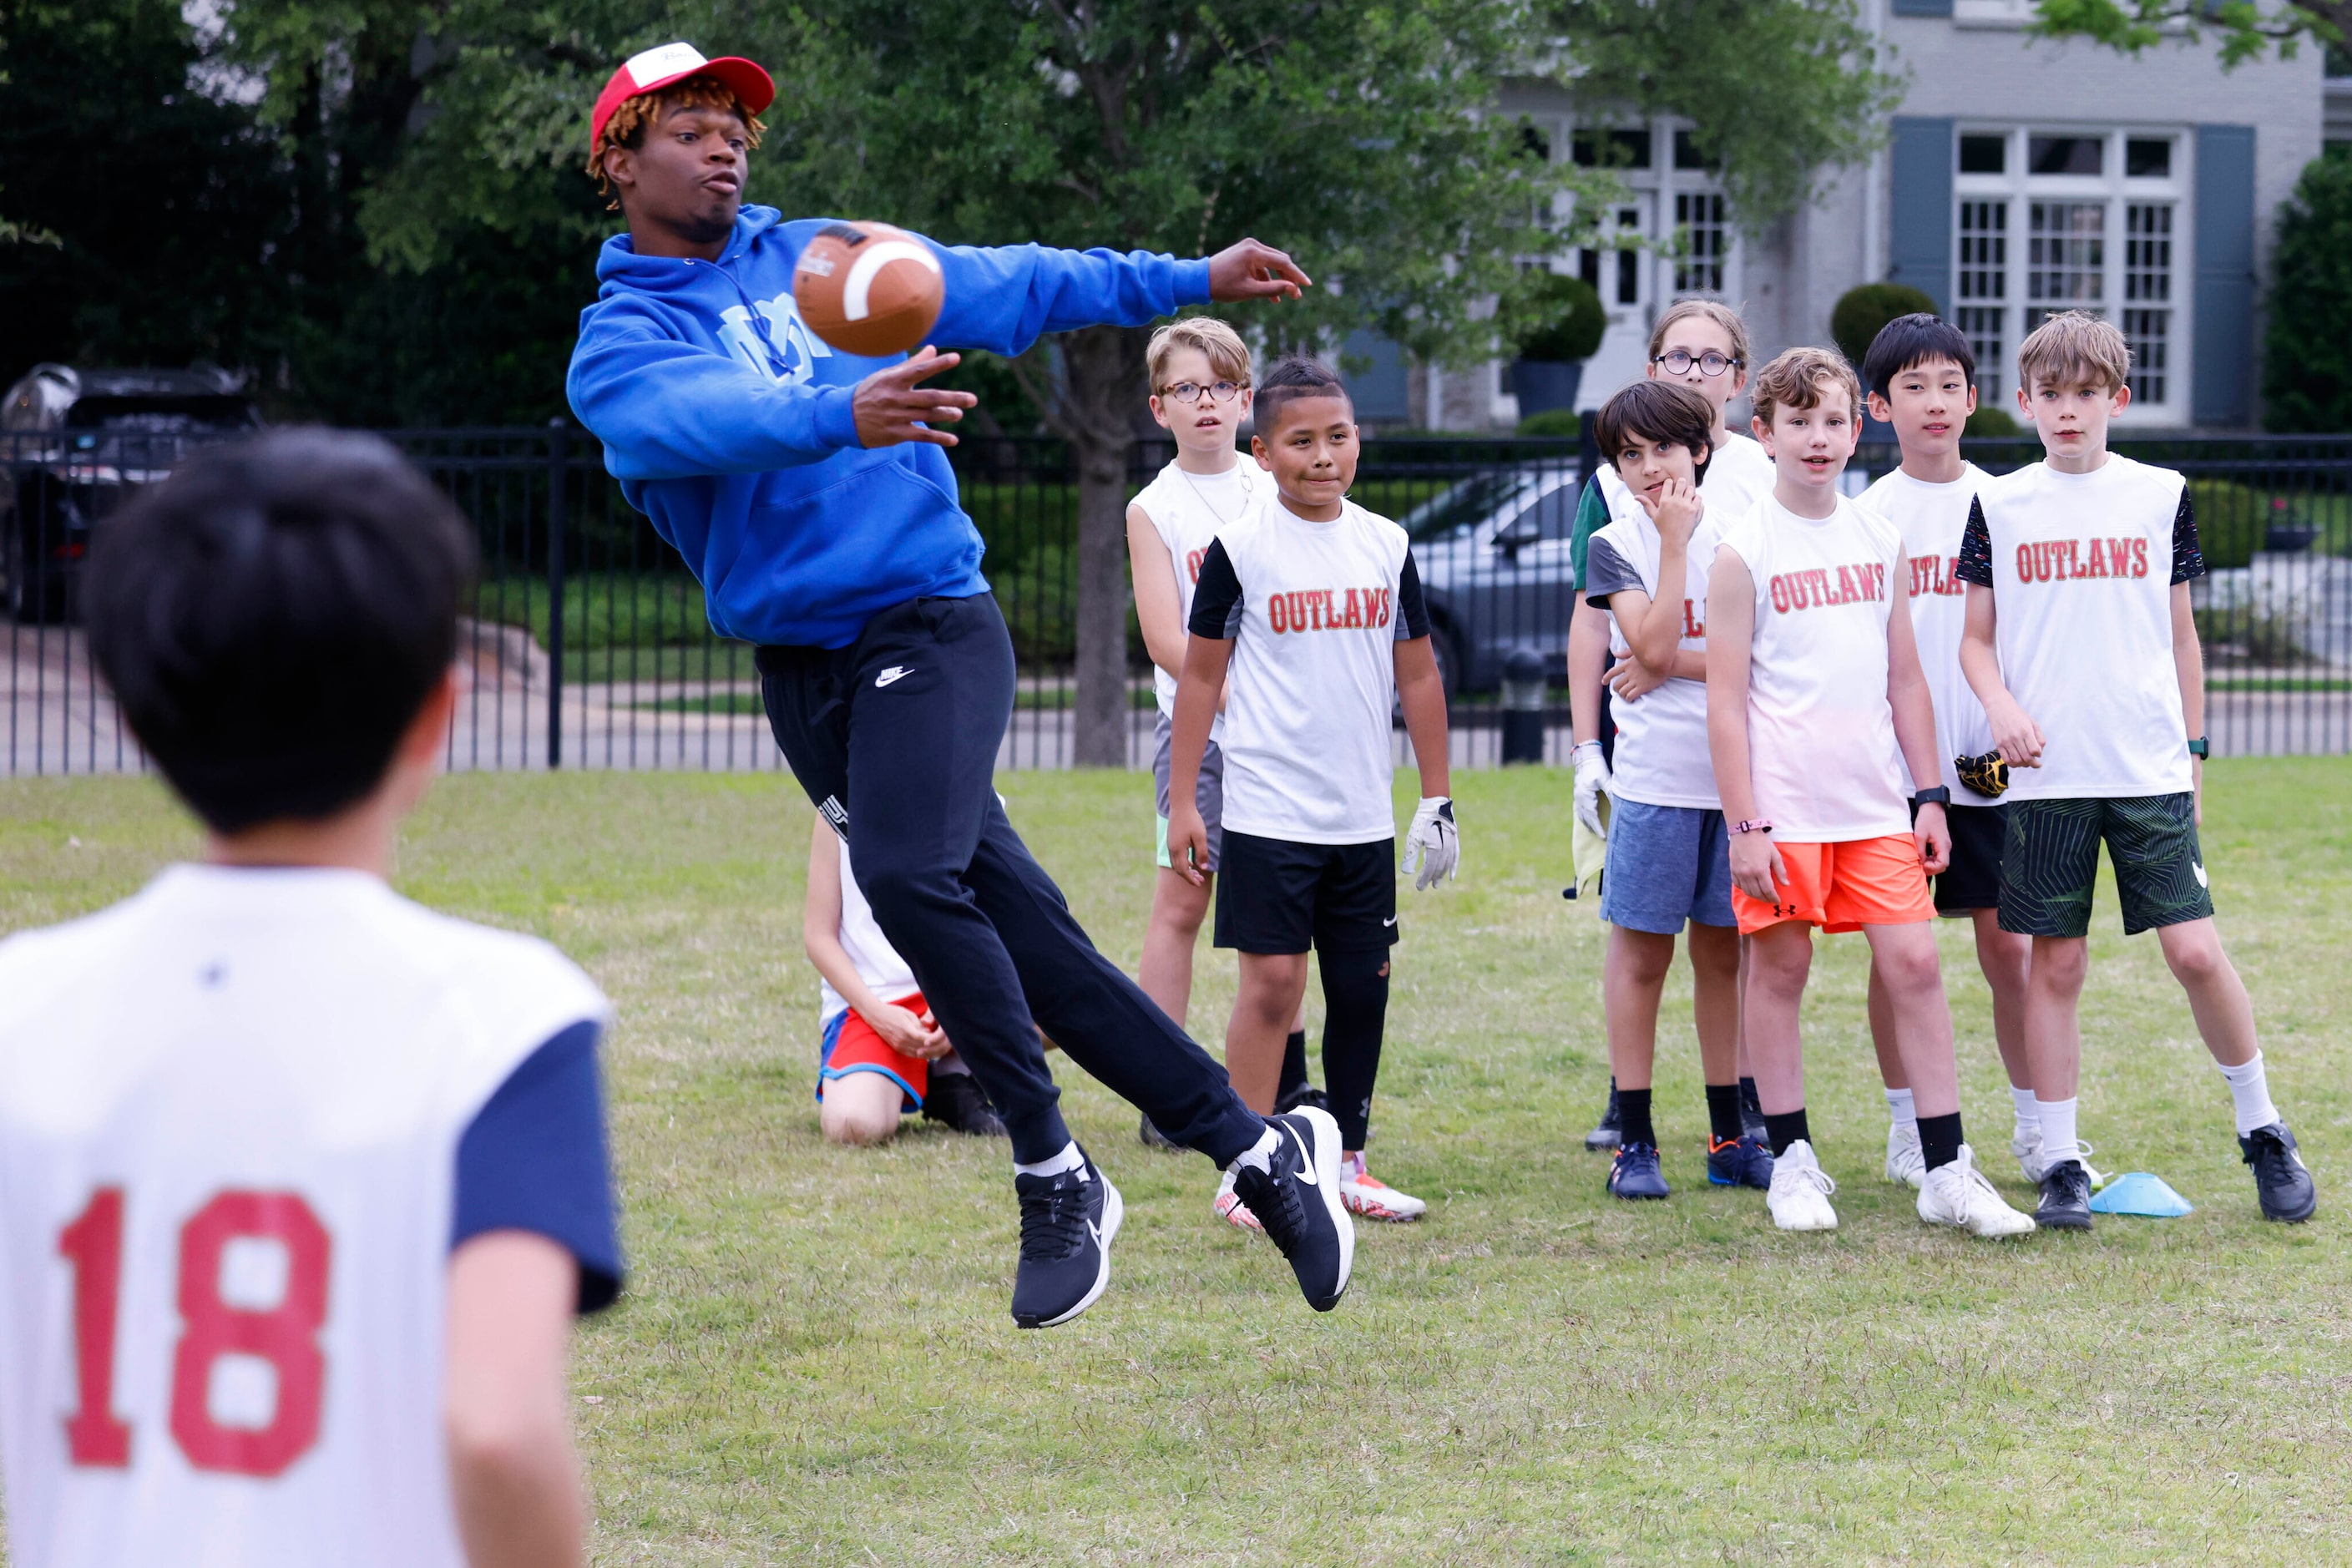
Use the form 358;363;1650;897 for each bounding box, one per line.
4;427;2349;777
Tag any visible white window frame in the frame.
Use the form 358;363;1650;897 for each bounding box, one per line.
1951;125;2193;425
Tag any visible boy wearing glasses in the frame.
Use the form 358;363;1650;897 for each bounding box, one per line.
1571;298;1773;1151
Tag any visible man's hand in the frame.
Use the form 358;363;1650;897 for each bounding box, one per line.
1606;655;1667;702
1914;802;1952;876
854;347;979;448
1206;239;1311;302
1169;802;1212;887
1636;475;1701;549
1984;694;2046;769
865;1000;948;1061
1728;830;1786;904
1572;740;1611;837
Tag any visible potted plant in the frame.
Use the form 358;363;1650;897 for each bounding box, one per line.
1510;272;1607;417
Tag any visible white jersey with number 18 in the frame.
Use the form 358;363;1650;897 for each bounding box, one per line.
0;865;609;1568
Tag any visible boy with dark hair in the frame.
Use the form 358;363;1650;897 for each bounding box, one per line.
1169;357;1459;1226
1858;315;2044;1189
1707;348;2034;1237
1958;310;2317;1229
568;43;1352;1325
0;431;618;1565
1579;381;1770;1200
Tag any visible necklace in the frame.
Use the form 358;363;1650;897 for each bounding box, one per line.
1175;458;1252;527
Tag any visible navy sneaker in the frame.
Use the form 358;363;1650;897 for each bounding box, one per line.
1607;1141;1670;1200
1738;1080;1768;1145
1231;1109;1353;1312
1009;1148;1124;1328
1585;1082;1622;1151
1706;1134;1775;1190
923;1073;1008;1137
2240;1122;2317;1223
2035;1159;2094;1232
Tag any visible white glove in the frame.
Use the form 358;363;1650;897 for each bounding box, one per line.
1573;741;1611;839
1403;797;1459;890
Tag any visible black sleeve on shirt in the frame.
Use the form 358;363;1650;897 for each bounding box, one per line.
1187;538;1244;639
2170;486;2205;584
1953;496;1995;587
1580;534;1643;607
452;1019;623;1313
1395;549;1434;640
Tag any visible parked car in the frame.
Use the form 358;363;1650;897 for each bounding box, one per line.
0;364;260;621
1404;463;1585;697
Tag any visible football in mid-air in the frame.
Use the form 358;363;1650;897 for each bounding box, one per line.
793;221;945;358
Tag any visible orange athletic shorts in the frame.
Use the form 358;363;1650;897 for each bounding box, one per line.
1732;834;1935;934
817;989;931;1110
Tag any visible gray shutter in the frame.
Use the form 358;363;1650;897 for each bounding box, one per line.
1887;118;1955;312
1890;0;1955;15
2193;124;2257;427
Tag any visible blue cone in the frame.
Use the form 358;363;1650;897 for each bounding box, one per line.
2088;1171;2194;1217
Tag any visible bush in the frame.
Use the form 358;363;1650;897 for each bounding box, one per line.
1830;282;1939;371
1513;273;1607;363
2263;150;2352;432
1964;405;2020;438
1515;408;1582;438
2192;478;2269;571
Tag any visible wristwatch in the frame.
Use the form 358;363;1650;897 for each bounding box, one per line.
2188;736;2210;758
1912;787;1951;807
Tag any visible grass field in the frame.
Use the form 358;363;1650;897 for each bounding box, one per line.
3;761;2349;1565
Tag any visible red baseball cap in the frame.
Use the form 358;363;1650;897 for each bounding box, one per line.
589;42;776;151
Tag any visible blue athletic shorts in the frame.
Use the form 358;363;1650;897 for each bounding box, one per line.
1599;798;1736;934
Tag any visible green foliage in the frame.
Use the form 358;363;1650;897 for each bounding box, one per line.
2262;151;2352;433
2192;478;2271;571
1830;282;1939;372
1512;274;1607;364
1516;407;1584;438
2030;0;2339;68
1965;405;2021;438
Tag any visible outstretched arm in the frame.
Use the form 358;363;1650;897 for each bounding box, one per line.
931;236;1309;357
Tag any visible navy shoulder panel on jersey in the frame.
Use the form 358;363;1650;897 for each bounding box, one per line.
1189;537;1245;638
1395;550;1433;640
452;1019;623;1313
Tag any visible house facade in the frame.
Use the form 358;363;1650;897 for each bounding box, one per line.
1378;1;2327;432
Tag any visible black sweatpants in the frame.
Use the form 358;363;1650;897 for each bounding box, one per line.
756;594;1266;1167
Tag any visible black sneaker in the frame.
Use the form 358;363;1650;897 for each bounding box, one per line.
922;1073;1008;1137
1275;1080;1331;1117
1584;1081;1622;1151
1738;1080;1769;1145
1009;1149;1123;1329
1137;1111;1184;1151
2035;1159;2094;1231
2240;1122;2317;1223
1230;1108;1353;1312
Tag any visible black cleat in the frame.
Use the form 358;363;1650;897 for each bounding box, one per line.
1585;1080;1622;1151
1137;1111;1184;1151
2035;1159;2094;1232
2240;1122;2317;1223
1275;1080;1331;1117
922;1073;1008;1137
1010;1149;1123;1328
1231;1109;1354;1312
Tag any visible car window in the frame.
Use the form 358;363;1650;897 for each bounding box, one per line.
1401;472;1539;541
1525;483;1578;541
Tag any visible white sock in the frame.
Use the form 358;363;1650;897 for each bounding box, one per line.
1014;1141;1085;1179
2036;1096;2079;1168
2011;1085;2039;1141
1227;1125;1281;1176
1884;1086;1917;1136
2216;1053;2282;1137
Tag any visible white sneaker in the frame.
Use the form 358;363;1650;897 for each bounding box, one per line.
2015;1128;2110;1189
1918;1145;2037;1237
1338;1154;1427;1222
1884;1121;1925;1189
1213;1166;1262;1234
1766;1139;1839;1232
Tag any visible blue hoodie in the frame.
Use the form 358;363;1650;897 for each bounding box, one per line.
566;206;1211;649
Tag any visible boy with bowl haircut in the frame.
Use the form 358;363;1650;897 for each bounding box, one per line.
1858;315;2044;1190
1579;380;1771;1201
1957;311;2316;1229
1169;357;1459;1224
1707;347;2035;1238
0;432;619;1565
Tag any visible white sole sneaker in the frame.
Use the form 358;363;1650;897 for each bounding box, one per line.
1340;1166;1427;1222
1767;1139;1839;1232
1885;1122;1925;1189
2016;1128;2111;1189
1918;1145;2036;1238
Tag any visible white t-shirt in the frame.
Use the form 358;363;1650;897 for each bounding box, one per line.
1861;463;1996;800
1189;497;1431;844
0;867;610;1568
1130;456;1263;738
1581;505;1724;809
1955;455;2200;800
818;834;918;1024
1714;494;1913;842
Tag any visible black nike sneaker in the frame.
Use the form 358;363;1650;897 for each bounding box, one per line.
2035;1159;2094;1232
1584;1080;1622;1151
2240;1122;2317;1223
1275;1080;1331;1117
1137;1111;1184;1151
1230;1108;1353;1312
1009;1149;1123;1329
922;1073;1008;1137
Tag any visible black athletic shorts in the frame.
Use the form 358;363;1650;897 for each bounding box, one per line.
1214;831;1399;954
1998;792;2214;938
1914;801;2008;916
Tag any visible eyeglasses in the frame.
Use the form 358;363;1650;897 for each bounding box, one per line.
1160;380;1244;405
1652;350;1743;377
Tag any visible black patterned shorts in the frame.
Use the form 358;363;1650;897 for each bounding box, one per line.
1997;793;2214;938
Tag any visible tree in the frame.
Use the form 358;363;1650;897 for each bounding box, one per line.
2259;151;2352;432
2031;0;2349;63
